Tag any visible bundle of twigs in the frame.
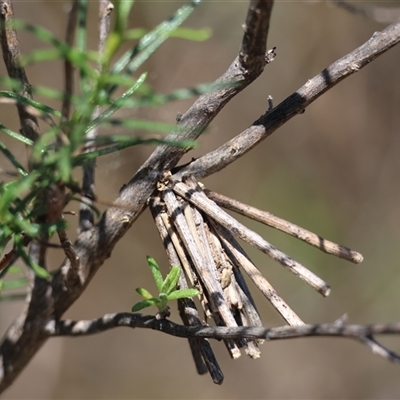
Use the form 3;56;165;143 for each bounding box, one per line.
149;172;363;383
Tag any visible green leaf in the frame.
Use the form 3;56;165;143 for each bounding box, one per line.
22;48;66;65
160;265;181;295
97;73;142;90
125;81;233;108
123;28;147;41
73;137;196;165
132;298;160;312
110;0;202;94
31;85;79;103
100;119;176;133
76;0;89;84
114;0;135;35
135;287;154;300
167;288;200;300
103;32;122;67
14;20;96;79
0;124;33;146
103;0;135;65
0;171;40;215
169;27;212;41
86;72;147;132
0;91;61;118
146;256;163;292
0;140;28;176
56;146;73;183
123;27;211;42
2;278;29;290
7;266;24;274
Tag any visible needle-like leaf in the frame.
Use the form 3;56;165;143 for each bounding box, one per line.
146;256;163;292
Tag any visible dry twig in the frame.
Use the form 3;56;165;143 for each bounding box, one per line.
332;0;400;24
205;189;363;263
44;314;400;365
0;0;39;141
79;0;114;232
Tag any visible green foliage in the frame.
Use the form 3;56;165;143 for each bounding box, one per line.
132;256;199;314
0;0;207;284
0;266;29;302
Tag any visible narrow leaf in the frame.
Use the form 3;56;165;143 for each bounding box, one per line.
0;91;62;117
161;265;181;295
0;171;40;214
2;278;29;290
0;124;33;146
101;118;176;133
146;256;164;292
114;0;135;34
167;288;200;300
14;20;96;79
109;0;202;94
6;266;24;274
169;27;212;41
0;140;28;176
72;137;196;165
135;287;154;300
132;298;160;312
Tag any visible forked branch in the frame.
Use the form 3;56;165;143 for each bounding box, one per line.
174;19;400;180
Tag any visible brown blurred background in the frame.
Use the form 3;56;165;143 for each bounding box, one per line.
1;0;400;398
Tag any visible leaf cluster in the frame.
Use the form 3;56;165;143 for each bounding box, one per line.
132;256;199;314
0;0;209;291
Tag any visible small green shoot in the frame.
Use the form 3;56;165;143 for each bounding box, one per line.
132;256;199;315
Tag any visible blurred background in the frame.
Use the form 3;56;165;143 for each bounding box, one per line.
1;0;400;398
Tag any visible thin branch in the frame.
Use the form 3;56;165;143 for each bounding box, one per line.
173;20;400;180
332;0;400;24
98;0;113;56
358;335;400;364
0;0;40;142
61;1;78;121
0;247;17;274
239;0;273;74
45;314;400;364
79;1;113;232
205;189;363;264
0;234;31;277
57;222;79;281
